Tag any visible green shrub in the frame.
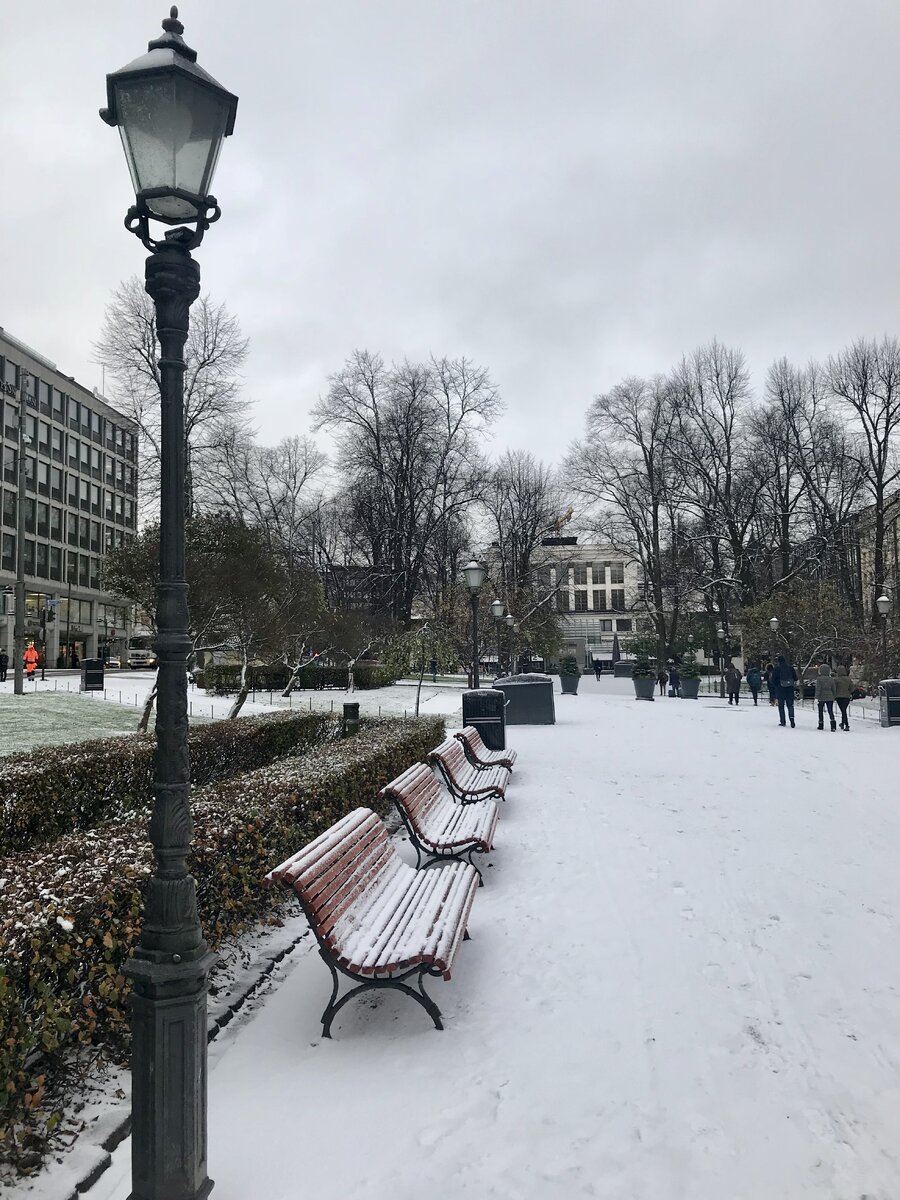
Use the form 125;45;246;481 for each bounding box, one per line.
201;663;396;694
631;656;655;678
558;655;580;675
0;710;336;857
0;715;444;1166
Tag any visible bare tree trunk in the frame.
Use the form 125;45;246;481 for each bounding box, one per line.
281;660;303;699
138;681;158;733
227;650;250;719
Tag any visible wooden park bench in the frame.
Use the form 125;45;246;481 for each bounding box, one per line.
263;808;479;1036
455;725;517;772
379;762;498;884
427;736;510;804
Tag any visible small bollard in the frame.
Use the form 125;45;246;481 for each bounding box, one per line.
342;701;360;737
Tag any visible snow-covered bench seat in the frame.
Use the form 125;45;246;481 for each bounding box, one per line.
263;808;479;1036
427;736;510;803
379;762;498;885
455;725;517;772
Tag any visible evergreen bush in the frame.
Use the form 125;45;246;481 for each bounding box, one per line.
0;715;444;1168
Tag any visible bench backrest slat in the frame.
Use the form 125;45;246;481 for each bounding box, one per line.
460;726;488;757
380;762;444;826
427;737;468;784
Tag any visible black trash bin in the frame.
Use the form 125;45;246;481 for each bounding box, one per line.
879;679;900;727
461;688;507;750
81;658;104;692
493;673;556;725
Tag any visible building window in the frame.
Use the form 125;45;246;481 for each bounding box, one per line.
125;499;135;528
38;380;51;414
80;440;90;471
91;447;102;477
36;501;49;538
36;542;49;578
24;539;35;576
81;405;92;436
68;436;79;467
66;512;78;546
50;506;62;540
38;420;50;454
600;619;613;632
611;588;625;611
66;550;77;583
2;446;15;484
79;516;90;549
616;619;632;632
50;545;62;581
37;461;49;496
104;490;114;521
610;562;625;585
573;565;587;586
104;524;115;551
90;521;101;552
91;484;101;515
2;490;14;528
52;389;65;422
592;589;606;611
79;555;90;587
1;532;13;572
51;427;64;461
574;591;588;612
50;466;63;501
557;590;570;613
3;358;18;388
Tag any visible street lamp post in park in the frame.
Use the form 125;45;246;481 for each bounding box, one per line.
100;9;238;1200
463;561;487;687
876;594;891;678
491;597;505;674
769;615;779;669
505;612;516;675
716;625;726;698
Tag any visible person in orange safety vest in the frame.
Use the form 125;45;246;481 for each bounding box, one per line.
23;643;39;681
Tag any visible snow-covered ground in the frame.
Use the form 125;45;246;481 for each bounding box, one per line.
76;674;900;1200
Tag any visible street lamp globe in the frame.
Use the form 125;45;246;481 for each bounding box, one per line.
490;598;505;620
505;613;515;627
769;616;779;633
716;626;725;641
462;560;487;593
876;594;891;617
101;6;238;229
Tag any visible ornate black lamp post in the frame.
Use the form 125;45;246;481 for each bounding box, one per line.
716;624;726;698
100;10;237;1200
463;560;487;687
504;611;516;675
769;615;779;668
491;598;504;674
877;594;891;678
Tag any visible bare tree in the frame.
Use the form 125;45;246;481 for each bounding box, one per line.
313;350;501;623
568;374;685;662
826;337;900;623
94;277;251;518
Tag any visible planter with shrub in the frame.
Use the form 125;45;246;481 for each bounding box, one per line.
680;658;701;699
558;655;581;695
631;656;656;701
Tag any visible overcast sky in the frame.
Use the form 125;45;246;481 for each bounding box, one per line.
3;1;900;465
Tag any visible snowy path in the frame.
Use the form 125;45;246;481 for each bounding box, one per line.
91;677;900;1200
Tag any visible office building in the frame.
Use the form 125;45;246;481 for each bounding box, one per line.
0;327;139;667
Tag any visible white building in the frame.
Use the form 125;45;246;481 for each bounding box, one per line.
534;536;642;669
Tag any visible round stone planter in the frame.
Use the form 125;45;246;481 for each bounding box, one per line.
680;677;701;699
632;676;655;701
559;673;580;695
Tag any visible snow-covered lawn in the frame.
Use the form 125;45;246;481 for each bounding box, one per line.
0;689;140;754
79;674;900;1200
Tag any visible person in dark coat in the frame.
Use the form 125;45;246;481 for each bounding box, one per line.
764;662;778;706
668;665;681;696
745;664;762;705
0;650;8;682
815;663;837;731
724;663;742;704
775;654;797;727
833;665;852;731
656;667;668;696
594;660;602;680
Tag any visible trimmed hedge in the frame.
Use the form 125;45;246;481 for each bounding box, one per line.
0;710;337;858
200;663;396;694
0;715;444;1167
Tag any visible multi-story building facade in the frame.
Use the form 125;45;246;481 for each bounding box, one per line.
534;536;642;669
0;327;139;667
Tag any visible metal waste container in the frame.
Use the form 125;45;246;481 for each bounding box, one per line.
461;688;507;750
493;673;556;725
613;660;633;678
879;679;900;727
81;658;104;692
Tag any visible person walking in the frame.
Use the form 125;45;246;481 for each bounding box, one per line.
775;654;797;727
657;667;668;697
594;660;602;681
668;664;681;697
745;664;762;705
23;643;39;682
815;662;837;730
833;665;852;730
0;650;8;683
764;662;778;706
724;662;743;704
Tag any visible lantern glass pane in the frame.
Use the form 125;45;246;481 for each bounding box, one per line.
115;73;229;221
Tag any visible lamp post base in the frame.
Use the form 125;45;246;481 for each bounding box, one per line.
125;952;216;1200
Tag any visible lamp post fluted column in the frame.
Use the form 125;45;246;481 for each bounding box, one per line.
471;592;481;688
124;234;215;1200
